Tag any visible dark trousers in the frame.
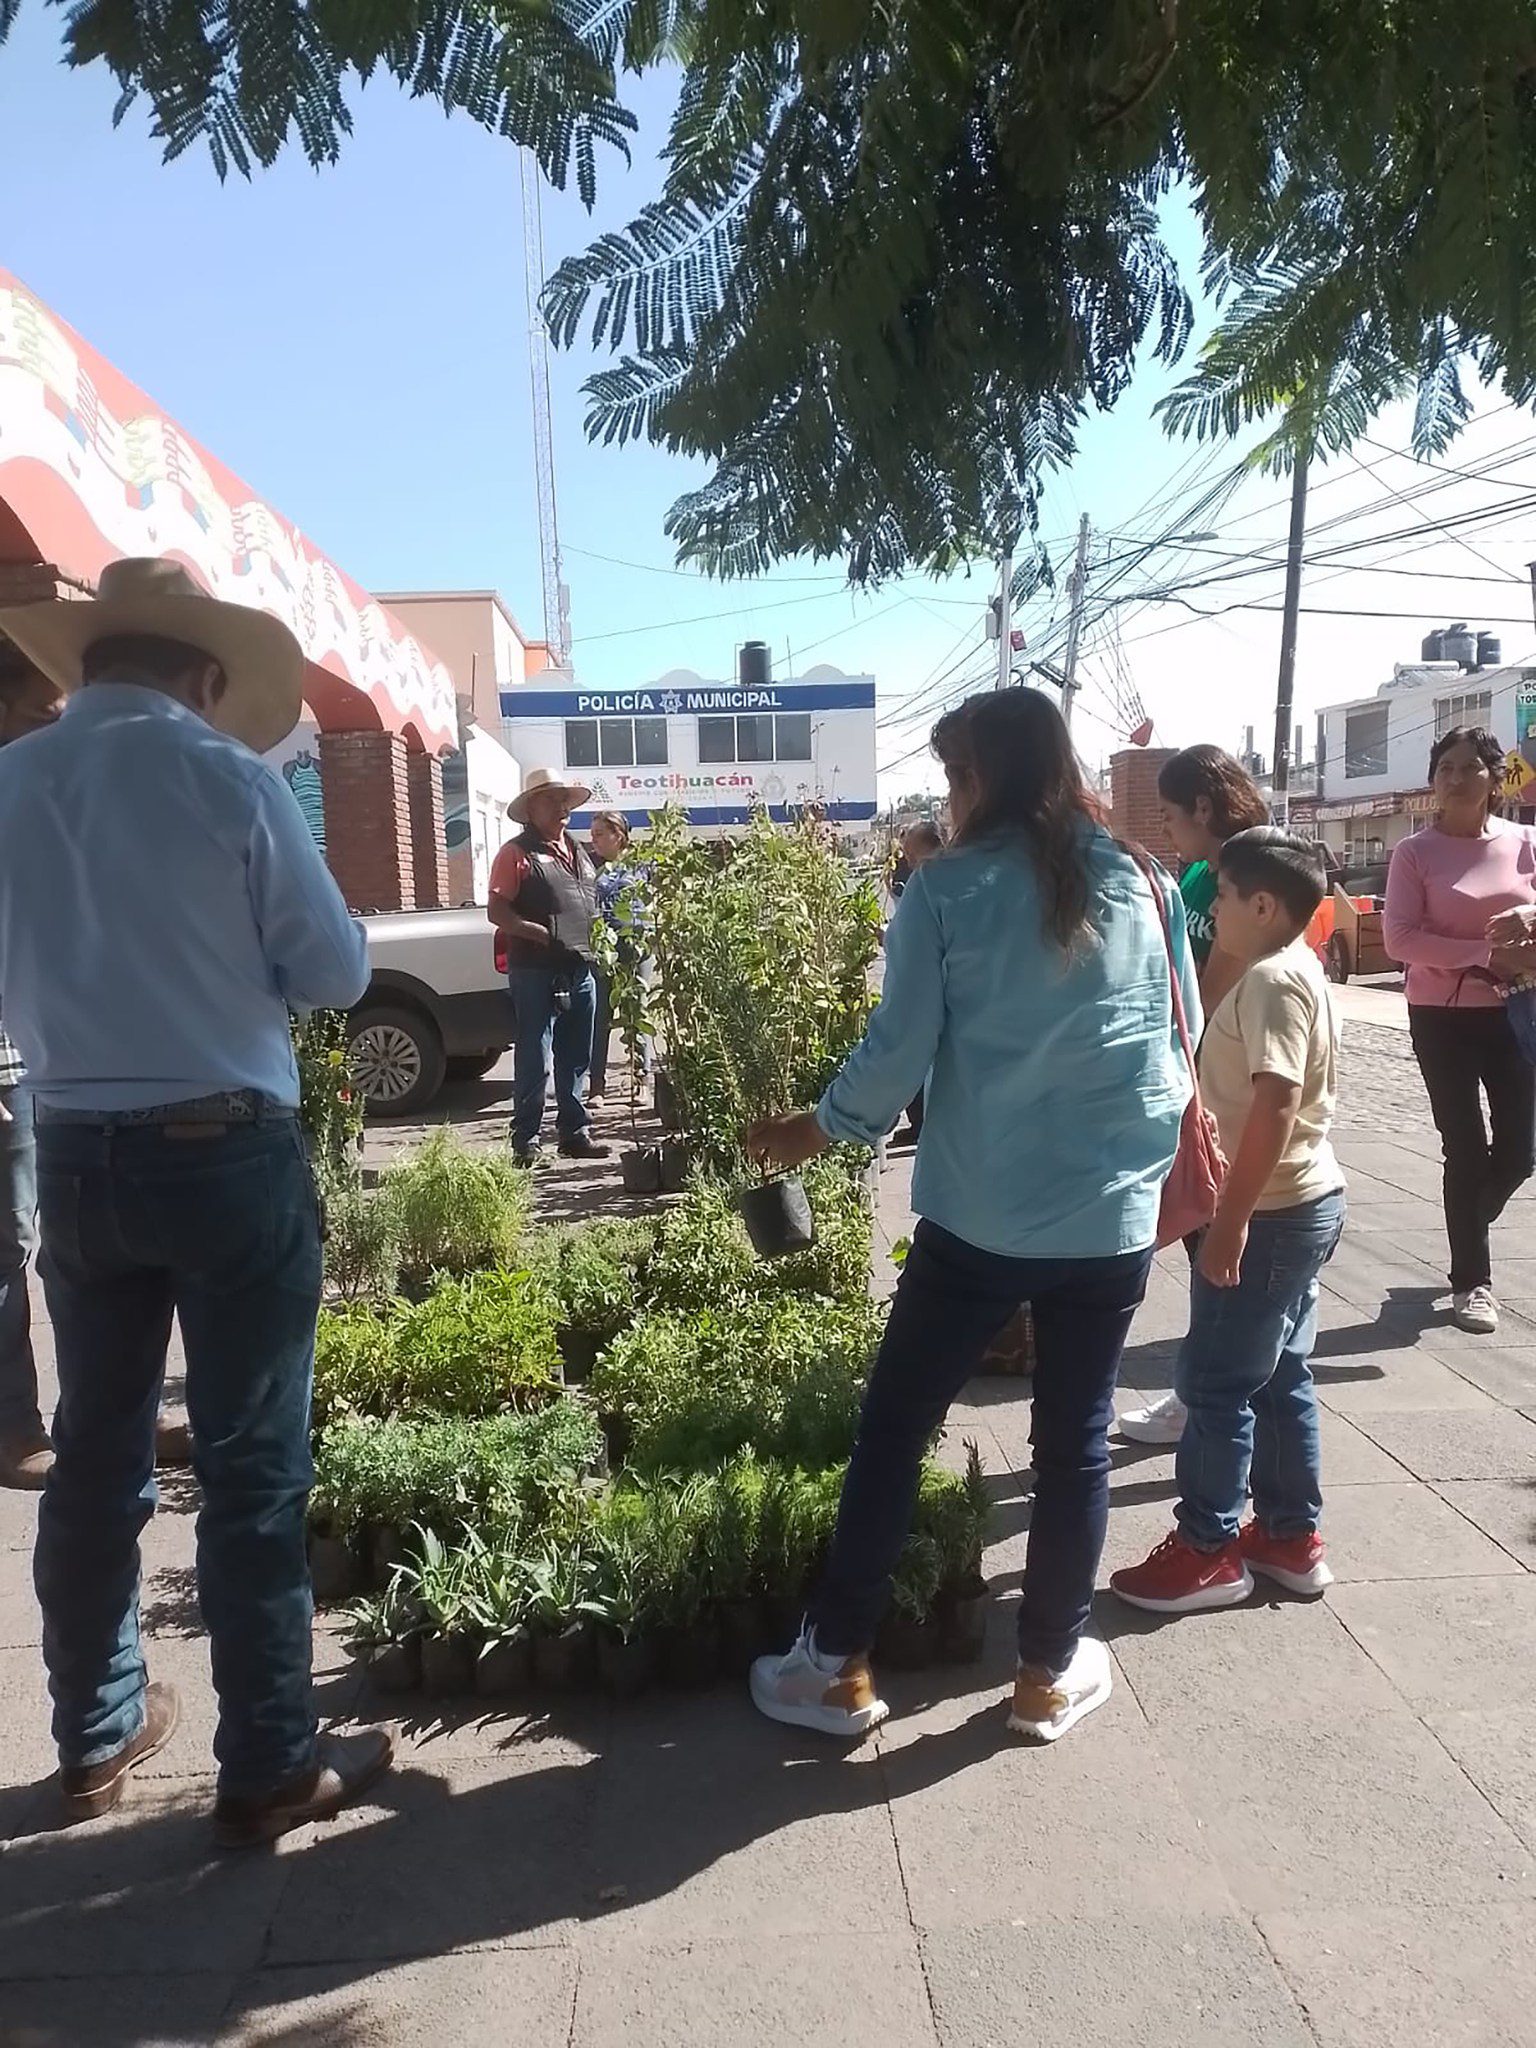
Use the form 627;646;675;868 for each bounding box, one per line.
811;1220;1152;1673
33;1116;323;1795
590;968;613;1098
1409;1005;1536;1293
0;1083;41;1438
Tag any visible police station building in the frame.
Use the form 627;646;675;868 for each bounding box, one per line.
498;642;878;833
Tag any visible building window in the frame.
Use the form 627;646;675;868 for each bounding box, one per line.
1434;690;1492;738
564;717;668;770
696;711;816;762
1344;704;1389;780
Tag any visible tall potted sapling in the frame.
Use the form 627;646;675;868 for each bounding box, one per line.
594;910;664;1194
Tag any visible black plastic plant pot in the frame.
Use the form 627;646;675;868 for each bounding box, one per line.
596;1628;656;1701
739;1176;816;1259
532;1621;597;1693
620;1146;664;1194
716;1598;765;1677
656;1621;722;1690
652;1068;683;1132
369;1637;421;1696
369;1523;414;1589
558;1327;603;1385
307;1531;360;1606
938;1578;989;1666
601;1414;632;1470
658;1141;691;1194
877;1613;939;1671
761;1594;806;1652
474;1629;534;1699
419;1632;477;1696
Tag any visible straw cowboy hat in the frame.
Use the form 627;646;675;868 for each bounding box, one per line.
508;766;592;824
0;556;304;754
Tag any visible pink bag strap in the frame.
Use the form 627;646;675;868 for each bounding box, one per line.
1125;843;1200;1088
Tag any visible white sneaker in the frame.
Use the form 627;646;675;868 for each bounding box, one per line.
1006;1636;1113;1744
586;1094;606;1110
749;1628;889;1739
1453;1286;1500;1334
1117;1390;1188;1445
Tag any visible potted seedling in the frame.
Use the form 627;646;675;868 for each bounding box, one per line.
344;1587;421;1696
595;913;665;1195
470;1538;535;1699
658;1140;691;1194
879;1534;944;1670
701;1464;764;1677
652;1067;683;1132
589;1529;657;1700
411;1528;480;1695
938;1443;991;1664
525;1543;602;1692
739;1172;816;1260
649;1478;719;1688
307;1519;362;1605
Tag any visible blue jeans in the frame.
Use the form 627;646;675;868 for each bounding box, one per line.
33;1115;323;1795
1174;1190;1346;1550
811;1220;1153;1673
0;1084;42;1438
507;963;596;1148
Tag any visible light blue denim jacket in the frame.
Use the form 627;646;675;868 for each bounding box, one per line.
816;827;1200;1259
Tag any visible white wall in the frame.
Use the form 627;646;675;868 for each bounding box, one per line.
1319;662;1533;803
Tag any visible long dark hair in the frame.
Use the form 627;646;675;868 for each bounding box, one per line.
1157;745;1269;839
931;688;1098;951
1428;725;1504;816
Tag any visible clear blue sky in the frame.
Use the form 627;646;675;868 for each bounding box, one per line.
4;15;1533;792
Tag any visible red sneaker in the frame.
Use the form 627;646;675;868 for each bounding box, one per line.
1110;1531;1253;1614
1240;1522;1333;1596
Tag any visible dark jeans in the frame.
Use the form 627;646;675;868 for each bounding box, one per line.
1174;1191;1346;1549
33;1116;323;1794
506;963;597;1148
811;1220;1153;1674
0;1084;41;1438
1409;1005;1536;1293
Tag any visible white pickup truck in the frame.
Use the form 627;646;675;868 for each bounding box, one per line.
347;908;511;1115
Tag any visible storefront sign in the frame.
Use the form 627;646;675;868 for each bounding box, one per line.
502;679;875;719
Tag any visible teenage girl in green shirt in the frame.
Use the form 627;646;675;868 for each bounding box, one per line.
1119;744;1270;1446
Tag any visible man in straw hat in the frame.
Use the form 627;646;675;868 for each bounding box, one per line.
488;766;611;1166
0;557;393;1845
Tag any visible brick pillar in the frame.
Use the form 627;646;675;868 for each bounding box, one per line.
318;730;415;911
406;751;449;910
1109;748;1180;867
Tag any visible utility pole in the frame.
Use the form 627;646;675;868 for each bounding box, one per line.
993;538;1015;689
1271;450;1312;826
1060;514;1092;731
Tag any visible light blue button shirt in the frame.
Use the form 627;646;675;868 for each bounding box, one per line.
816;828;1201;1260
0;683;370;1110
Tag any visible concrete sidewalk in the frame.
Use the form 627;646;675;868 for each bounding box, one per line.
2;1021;1535;2046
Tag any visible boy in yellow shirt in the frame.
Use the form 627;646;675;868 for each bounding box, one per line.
1113;828;1345;1613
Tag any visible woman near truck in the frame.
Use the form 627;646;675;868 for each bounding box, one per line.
1119;744;1270;1446
1385;727;1536;1333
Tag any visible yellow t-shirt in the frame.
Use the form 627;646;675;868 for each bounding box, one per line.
1197;939;1343;1213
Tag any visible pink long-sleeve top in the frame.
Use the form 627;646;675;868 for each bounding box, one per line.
1384;818;1536;1008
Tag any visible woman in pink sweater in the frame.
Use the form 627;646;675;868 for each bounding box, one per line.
1384;727;1536;1331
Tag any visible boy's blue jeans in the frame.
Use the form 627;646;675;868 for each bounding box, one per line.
1174;1191;1346;1551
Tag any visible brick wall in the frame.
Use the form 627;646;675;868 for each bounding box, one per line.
1109;748;1180;868
406;751;449;911
319;730;415;912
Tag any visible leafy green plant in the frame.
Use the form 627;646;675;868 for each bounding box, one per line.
389;1270;562;1415
525;1217;657;1339
382;1129;530;1285
642;1160;872;1316
341;1581;419;1653
399;1525;482;1640
587;1522;655;1645
293;1009;364;1196
890;1533;944;1624
321;1183;401;1302
521;1541;603;1636
313;1303;399;1428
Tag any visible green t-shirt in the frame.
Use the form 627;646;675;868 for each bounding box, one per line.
1180;859;1218;966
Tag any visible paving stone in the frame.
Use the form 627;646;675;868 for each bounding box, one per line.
134;1625;365;1780
0;1970;238;2045
1322;1480;1522;1582
572;1934;937;2047
880;1699;1232;1931
1154;1708;1534;1915
0;1779;290;1978
1316;1346;1496;1414
1417;1336;1536;1408
1423;1707;1536;1851
0;1483;40;1553
921;1915;1315;2048
1438;1478;1536;1567
229;1948;577;2047
0;1639;58;1793
0;1581;42;1648
1317;1408;1413;1483
1330;1573;1536;1714
1260;1902;1536;2048
1102;1588;1400;1729
1347;1407;1536;1480
266;1755;599;1964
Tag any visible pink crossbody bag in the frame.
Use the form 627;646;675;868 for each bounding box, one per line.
1127;846;1228;1249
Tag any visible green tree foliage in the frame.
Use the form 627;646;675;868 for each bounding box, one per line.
23;0;1536;572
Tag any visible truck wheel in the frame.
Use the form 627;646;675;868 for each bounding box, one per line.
1325;934;1351;985
348;1005;447;1115
445;1050;504;1083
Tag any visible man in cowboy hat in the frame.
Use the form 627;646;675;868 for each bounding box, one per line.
0;557;393;1845
488;767;610;1166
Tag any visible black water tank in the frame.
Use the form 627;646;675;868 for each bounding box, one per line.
739;641;772;689
1441;622;1476;668
1421;629;1445;662
1478;631;1502;670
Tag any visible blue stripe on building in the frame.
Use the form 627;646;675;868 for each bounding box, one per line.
501;680;875;719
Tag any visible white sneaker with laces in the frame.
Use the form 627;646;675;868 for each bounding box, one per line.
1453;1286;1500;1334
1117;1390;1188;1446
749;1628;889;1738
1006;1636;1113;1744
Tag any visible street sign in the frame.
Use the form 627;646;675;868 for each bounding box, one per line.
1503;749;1535;801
